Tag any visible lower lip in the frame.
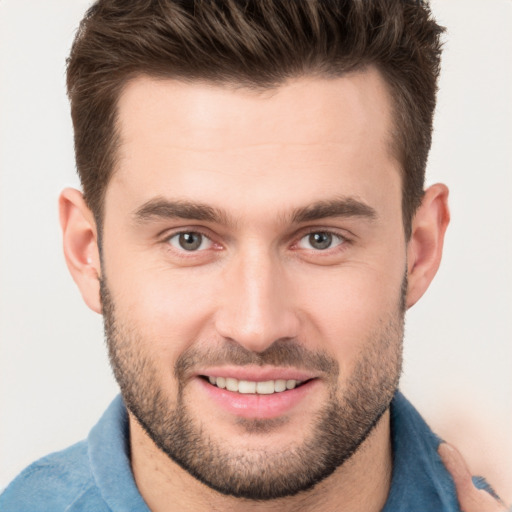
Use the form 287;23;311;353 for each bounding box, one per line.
197;377;318;419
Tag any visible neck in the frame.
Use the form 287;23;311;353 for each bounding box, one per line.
129;410;393;512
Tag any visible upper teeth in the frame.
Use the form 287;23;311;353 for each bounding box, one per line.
207;376;303;394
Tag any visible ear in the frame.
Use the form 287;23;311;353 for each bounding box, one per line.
406;183;450;308
59;188;102;314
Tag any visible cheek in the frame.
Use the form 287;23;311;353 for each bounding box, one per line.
109;264;220;361
292;263;404;370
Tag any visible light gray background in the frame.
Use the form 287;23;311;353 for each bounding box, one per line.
1;0;511;499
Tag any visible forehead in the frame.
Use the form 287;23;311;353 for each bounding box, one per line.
116;68;394;151
110;69;400;220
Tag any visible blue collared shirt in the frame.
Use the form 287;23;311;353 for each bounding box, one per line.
0;392;490;511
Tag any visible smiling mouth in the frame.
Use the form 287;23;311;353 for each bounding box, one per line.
202;376;310;395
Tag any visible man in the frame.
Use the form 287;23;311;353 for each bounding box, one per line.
0;1;507;511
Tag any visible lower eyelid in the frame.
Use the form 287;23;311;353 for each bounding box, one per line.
163;230;350;254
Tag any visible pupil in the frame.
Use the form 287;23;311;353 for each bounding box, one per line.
309;232;332;250
179;232;202;251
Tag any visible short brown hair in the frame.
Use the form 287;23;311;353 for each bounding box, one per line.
67;0;444;238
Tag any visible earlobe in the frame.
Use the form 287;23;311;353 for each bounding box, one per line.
59;188;102;314
406;183;450;308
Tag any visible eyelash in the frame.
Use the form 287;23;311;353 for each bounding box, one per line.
164;229;219;255
294;230;347;252
162;227;351;257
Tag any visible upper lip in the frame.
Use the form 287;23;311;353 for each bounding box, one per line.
196;365;318;382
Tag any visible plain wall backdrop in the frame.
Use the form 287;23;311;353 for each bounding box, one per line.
1;0;511;500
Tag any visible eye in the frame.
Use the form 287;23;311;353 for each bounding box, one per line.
297;231;345;251
167;232;213;252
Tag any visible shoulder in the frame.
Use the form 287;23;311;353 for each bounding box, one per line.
0;441;109;512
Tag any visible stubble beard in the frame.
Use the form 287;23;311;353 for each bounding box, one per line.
100;277;405;501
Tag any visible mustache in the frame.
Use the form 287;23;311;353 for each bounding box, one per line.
174;338;339;381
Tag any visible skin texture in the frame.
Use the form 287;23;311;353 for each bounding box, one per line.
98;262;404;501
60;68;451;511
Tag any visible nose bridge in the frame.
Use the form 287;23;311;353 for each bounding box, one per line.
215;242;298;352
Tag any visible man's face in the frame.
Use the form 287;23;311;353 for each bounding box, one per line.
100;69;406;499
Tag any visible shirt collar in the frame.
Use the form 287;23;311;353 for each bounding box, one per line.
382;391;460;511
88;396;150;512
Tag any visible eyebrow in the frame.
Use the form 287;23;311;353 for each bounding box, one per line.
290;197;377;224
133;198;229;224
133;196;377;226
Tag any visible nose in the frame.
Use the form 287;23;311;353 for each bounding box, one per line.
214;246;300;353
